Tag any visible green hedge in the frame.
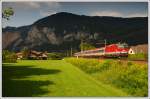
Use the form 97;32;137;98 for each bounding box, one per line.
2;50;17;63
47;53;64;60
128;53;148;60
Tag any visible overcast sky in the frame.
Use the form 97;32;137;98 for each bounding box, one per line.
2;2;148;27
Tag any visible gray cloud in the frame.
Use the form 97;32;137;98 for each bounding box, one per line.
90;10;147;17
90;11;122;17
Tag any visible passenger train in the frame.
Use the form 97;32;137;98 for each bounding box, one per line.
74;43;130;58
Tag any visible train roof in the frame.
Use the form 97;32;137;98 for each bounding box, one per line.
75;47;105;54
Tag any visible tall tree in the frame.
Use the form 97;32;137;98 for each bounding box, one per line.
2;7;14;20
80;42;95;51
21;48;30;59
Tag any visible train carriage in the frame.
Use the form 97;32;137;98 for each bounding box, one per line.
74;43;129;58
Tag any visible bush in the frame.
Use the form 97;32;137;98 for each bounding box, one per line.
2;50;17;63
65;58;148;96
65;58;115;73
127;61;133;66
128;53;148;60
65;58;102;73
99;60;112;71
48;53;64;60
21;48;30;60
114;64;148;96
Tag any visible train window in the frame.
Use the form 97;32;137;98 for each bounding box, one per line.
99;49;104;52
94;51;97;53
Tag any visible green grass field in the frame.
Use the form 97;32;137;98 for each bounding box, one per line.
3;60;128;97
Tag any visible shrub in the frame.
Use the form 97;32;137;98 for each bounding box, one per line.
99;60;112;71
21;48;30;60
2;50;17;63
99;62;148;96
127;61;133;66
128;53;148;60
114;64;148;96
48;53;64;60
65;58;101;73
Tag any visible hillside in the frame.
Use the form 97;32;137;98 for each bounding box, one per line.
2;12;148;52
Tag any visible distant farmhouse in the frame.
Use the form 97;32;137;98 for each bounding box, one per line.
16;50;48;60
128;48;135;54
16;52;23;59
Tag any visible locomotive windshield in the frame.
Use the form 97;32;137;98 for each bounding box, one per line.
118;43;129;48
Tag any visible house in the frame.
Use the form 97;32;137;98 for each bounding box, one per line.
16;52;23;59
28;50;48;60
128;48;135;54
16;50;48;60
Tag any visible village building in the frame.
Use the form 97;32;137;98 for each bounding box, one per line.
28;50;48;60
16;52;23;59
128;48;135;54
16;50;48;60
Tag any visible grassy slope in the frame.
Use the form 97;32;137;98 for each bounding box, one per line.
65;58;148;96
3;60;128;97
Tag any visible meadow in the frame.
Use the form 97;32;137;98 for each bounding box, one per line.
3;60;128;97
65;58;148;96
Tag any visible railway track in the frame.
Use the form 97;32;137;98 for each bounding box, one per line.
99;57;146;61
110;58;146;62
98;57;148;65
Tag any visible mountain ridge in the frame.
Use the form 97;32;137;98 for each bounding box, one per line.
2;12;148;52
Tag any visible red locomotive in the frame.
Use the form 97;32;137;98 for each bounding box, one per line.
74;43;130;58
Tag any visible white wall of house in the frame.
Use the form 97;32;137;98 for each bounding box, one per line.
128;48;135;54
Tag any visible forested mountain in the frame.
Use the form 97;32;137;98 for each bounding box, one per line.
2;12;148;52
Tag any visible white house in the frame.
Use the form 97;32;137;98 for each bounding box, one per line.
128;48;135;54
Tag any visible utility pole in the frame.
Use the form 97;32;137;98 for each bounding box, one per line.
81;39;83;52
95;39;107;54
80;32;85;53
96;39;107;47
66;50;69;57
104;39;107;48
104;39;107;54
70;46;73;57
